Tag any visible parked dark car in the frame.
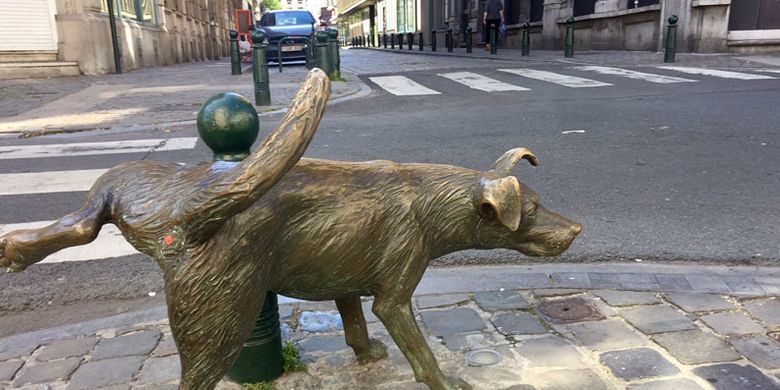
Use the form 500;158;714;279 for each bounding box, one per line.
256;10;316;63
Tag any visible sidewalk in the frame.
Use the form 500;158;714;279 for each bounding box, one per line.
2;262;780;389
0;60;366;136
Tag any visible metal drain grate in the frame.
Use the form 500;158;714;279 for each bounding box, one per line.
536;296;604;324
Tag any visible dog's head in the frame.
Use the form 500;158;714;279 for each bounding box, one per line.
472;148;581;256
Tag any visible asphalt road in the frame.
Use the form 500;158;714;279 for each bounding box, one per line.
0;54;778;336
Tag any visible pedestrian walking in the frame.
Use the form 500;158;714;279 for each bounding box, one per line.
483;0;504;51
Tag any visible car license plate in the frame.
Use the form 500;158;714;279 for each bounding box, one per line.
281;45;304;52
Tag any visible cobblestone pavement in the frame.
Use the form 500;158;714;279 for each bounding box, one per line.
2;263;780;389
0;60;364;135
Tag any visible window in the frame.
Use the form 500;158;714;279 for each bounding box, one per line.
530;0;542;22
259;11;316;26
573;0;596;17
102;0;157;23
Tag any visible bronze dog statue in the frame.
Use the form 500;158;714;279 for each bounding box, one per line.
0;69;581;390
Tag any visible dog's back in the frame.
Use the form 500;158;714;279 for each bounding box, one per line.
243;158;478;299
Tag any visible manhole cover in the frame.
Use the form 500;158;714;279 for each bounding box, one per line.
536;297;604;324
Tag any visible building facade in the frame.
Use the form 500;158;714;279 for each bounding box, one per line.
337;0;780;53
0;0;244;78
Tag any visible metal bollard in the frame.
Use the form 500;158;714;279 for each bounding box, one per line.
522;23;530;56
229;293;284;383
431;30;437;52
371;33;375;47
489;24;498;55
466;26;472;53
408;32;414;50
391;33;395;49
383;33;388;48
327;27;340;80
565;17;574;58
419;32;424;51
664;15;678;63
230;30;241;75
305;34;316;69
251;30;270;106
397;33;403;49
315;30;331;76
446;28;453;52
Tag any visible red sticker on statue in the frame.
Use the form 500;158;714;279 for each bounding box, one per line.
164;235;174;245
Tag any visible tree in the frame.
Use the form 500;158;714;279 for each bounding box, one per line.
261;0;282;11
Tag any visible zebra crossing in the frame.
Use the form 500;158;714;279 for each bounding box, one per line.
369;65;777;96
0;136;200;264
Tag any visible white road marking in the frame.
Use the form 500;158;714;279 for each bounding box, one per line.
573;66;697;84
0;221;138;263
0;169;108;195
657;66;776;80
562;130;586;134
756;69;780;74
369;76;441;95
498;68;613;88
0;137;198;160
437;72;530;92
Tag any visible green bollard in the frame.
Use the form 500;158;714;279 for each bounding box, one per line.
446;28;453;52
408;32;414;50
419;32;424;51
522;22;530;56
664;15;678;63
489;24;497;55
315;30;332;78
431;30;437;52
252;29;271;106
565;17;574;58
196;92;285;384
230;30;241;75
391;33;395;49
466;26;472;53
327;27;341;80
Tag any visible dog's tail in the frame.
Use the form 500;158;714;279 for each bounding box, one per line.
181;68;330;239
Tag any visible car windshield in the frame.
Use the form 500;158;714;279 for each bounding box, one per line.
259;11;314;27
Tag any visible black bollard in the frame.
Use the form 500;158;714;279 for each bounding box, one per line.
664;15;678;63
431;30;437;52
522;23;530;56
408;32;413;50
397;33;403;50
391;33;395;49
446;28;453;52
383;33;388;48
466;26;472;53
565;17;574;58
230;30;241;75
489;24;497;55
419;32;424;51
251;30;270;106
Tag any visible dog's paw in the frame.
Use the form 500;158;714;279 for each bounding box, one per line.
0;237;29;273
0;238;8;270
357;339;388;364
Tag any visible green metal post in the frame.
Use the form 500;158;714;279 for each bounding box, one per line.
446;28;453;52
384;33;388;48
306;34;316;69
522;22;530;56
489;24;497;55
195;92;284;383
397;33;403;50
664;15;678;63
252;30;271;106
391;33;395;49
565;17;574;58
408;32;414;50
106;0;122;74
230;30;241;75
315;30;332;78
327;28;341;80
419;32;424;51
431;30;436;52
466;26;472;53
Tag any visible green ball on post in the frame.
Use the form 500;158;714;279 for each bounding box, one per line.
196;93;285;384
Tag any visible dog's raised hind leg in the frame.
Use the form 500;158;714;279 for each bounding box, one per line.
336;295;388;363
1;194;109;272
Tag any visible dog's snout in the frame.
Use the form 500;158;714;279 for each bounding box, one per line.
571;222;582;235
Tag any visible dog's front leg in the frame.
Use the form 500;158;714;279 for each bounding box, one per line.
335;295;388;363
373;294;472;390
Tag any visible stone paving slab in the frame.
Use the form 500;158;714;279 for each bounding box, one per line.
36;337;98;362
664;293;735;312
744;299;780;329
652;330;741;364
13;357;81;387
731;336;780;370
475;290;530;311
67;355;145;390
626;378;706;390
620;305;698;334
566;319;647;351
593;290;661;307
599;348;679;380
693;363;780;390
700;312;765;335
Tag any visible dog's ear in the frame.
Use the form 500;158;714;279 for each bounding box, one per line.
491;147;539;175
474;176;522;231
